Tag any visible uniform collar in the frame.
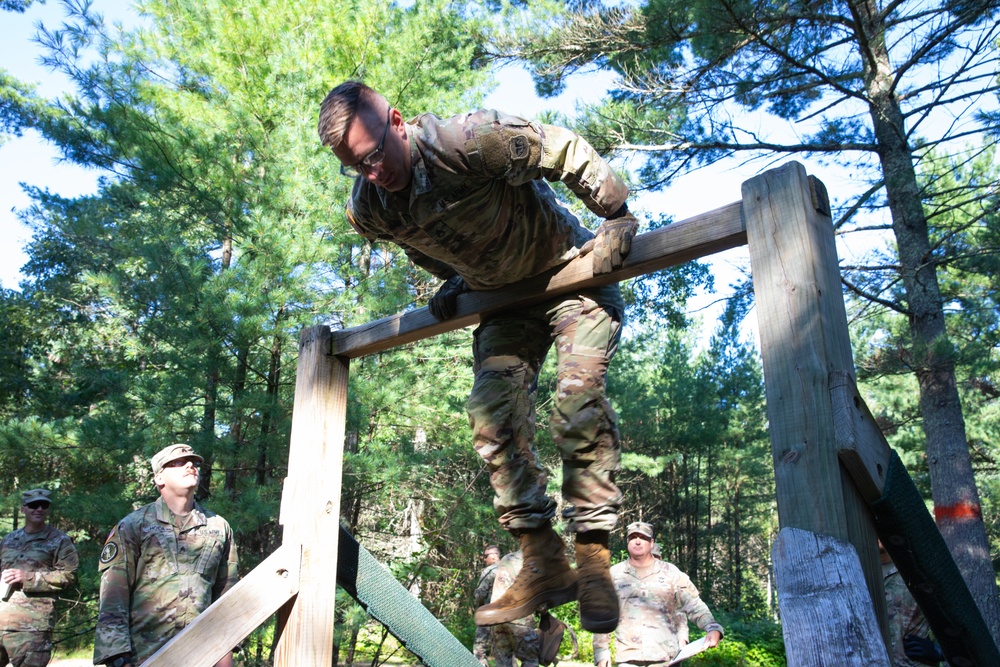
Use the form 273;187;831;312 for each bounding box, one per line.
19;525;54;541
153;495;206;528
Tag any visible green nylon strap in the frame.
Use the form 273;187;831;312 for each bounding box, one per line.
337;527;482;667
871;450;1000;667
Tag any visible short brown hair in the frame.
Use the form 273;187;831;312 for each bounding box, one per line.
318;80;385;149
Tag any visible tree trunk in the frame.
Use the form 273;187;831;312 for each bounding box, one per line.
850;0;1000;644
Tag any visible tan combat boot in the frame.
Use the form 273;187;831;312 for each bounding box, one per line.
474;523;577;626
575;530;619;633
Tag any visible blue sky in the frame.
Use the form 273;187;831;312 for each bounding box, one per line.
0;0;759;290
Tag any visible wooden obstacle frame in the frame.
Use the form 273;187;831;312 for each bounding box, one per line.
140;161;995;667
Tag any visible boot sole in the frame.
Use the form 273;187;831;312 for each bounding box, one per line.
580;613;619;633
474;577;578;626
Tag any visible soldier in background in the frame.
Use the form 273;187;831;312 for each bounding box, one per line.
490;551;540;667
594;522;723;667
0;488;78;667
474;545;502;665
319;80;639;634
93;444;239;667
881;542;942;666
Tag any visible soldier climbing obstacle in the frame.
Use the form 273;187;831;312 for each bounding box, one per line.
318;80;639;634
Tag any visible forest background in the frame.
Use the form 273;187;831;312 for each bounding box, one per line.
0;0;998;665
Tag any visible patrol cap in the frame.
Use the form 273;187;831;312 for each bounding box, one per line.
21;488;51;506
151;444;204;476
626;521;654;540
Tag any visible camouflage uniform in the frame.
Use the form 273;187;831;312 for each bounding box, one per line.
473;562;499;662
347;109;629;533
0;526;78;667
884;561;932;667
490;552;540;667
593;559;723;666
93;496;239;665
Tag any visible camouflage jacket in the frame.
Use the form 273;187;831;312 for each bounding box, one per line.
93;496;239;664
593;559;723;665
346;109;630;290
474;562;499;609
884;562;931;667
491;551;535;631
0;525;78;631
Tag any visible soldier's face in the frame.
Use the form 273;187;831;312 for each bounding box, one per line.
627;533;653;559
334;106;412;193
22;501;50;524
156;456;201;491
484;550;499;565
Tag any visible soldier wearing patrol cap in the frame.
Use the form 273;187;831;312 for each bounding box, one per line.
593;521;723;667
319;80;639;635
93;445;239;667
0;488;78;667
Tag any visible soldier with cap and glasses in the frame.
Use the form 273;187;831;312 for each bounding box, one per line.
318;79;639;636
593;521;722;667
0;488;78;667
93;444;239;667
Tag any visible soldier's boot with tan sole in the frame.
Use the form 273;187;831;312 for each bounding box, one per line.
575;530;619;633
474;523;577;626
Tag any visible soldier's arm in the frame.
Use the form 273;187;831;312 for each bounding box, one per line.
464;114;628;218
473;571;492;608
22;534;78;593
93;522;137;665
212;522;239;602
676;576;724;637
400;244;459;282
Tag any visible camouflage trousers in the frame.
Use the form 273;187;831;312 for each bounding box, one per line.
473;625;492;663
468;284;624;533
492;620;539;667
0;630;52;667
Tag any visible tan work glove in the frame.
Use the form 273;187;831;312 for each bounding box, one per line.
590;204;639;274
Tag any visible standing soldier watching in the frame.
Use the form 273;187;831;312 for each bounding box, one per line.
318;80;638;634
0;488;79;667
93;444;239;667
474;546;502;665
593;522;722;667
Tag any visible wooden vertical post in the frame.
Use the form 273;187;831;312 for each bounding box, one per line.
743;162;889;663
273;325;348;666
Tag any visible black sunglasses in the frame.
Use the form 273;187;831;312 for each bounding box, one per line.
26;501;50;510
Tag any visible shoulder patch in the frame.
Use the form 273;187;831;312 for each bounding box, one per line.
98;526;124;570
99;541;118;565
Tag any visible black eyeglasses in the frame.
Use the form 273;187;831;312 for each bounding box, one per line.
163;458;199;469
340;108;391;178
25;501;50;510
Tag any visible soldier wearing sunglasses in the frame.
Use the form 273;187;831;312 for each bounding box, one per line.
0;488;79;667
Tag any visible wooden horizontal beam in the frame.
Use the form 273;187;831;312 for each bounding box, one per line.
143;544;301;667
331;200;746;359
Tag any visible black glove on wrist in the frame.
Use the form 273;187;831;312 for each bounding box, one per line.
903;634;943;665
428;275;467;320
592;204;639;275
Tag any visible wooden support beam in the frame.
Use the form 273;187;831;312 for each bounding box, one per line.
743;162;890;658
331;200;746;358
143;544;301;667
273;326;349;666
773;528;890;667
831;370;891;503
